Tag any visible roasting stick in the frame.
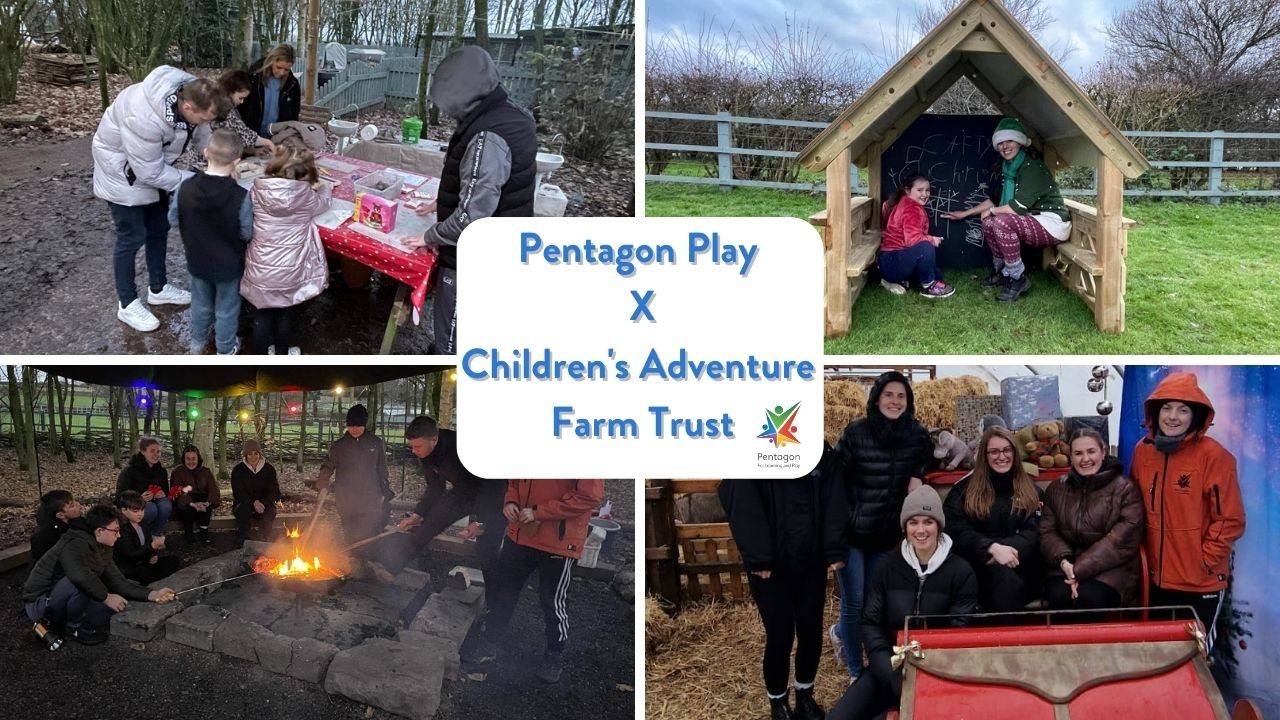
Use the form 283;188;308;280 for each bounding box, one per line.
173;569;267;597
300;486;330;554
339;527;407;554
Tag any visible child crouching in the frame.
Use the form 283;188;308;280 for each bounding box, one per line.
879;174;954;299
242;147;331;354
169;128;254;354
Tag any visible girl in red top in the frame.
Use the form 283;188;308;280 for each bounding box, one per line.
879;174;954;298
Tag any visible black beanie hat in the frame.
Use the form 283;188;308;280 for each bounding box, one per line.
346;404;368;427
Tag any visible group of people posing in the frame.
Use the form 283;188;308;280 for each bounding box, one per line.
722;370;1246;720
22;409;604;684
877;117;1071;302
93;43;537;355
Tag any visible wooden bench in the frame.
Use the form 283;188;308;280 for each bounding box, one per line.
810;196;880;333
1045;199;1137;328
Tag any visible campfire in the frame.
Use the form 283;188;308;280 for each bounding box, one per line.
253;526;334;578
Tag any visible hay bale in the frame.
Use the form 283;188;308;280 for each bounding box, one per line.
646;598;848;719
646;597;679;655
824;378;867;446
913;375;989;429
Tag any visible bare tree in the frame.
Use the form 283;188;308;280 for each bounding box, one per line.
86;0;183;82
1109;0;1280;84
0;0;35;104
473;0;490;49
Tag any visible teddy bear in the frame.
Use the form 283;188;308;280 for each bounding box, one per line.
931;429;973;471
1017;419;1068;469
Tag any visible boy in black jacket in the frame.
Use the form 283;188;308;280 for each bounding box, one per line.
385;416;507;579
30;490;82;563
720;447;849;720
168;128;253;355
114;491;181;584
23;505;177;645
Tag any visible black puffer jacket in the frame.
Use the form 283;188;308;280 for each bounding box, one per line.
719;445;849;572
836;372;935;551
22;518;151;603
942;470;1042;569
862;540;977;697
116;453;170;501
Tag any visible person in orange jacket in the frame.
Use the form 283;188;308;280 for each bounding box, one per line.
460;479;605;683
1130;371;1245;650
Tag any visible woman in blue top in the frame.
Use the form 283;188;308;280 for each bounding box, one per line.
240;44;301;142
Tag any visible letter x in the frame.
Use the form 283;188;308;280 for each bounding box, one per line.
630;290;656;322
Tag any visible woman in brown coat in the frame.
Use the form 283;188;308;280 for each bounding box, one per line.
170;445;221;544
1040;428;1144;614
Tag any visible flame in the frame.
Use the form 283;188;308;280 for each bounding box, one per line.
285;525;301;539
252;527;327;577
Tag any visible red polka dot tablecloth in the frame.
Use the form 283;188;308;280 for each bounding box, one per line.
315;152;438;312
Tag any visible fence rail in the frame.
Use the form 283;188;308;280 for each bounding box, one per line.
645;111;1280;201
646;479;748;608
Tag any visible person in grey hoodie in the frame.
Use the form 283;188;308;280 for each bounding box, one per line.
315;404;393;580
405;45;537;354
92;66;225;333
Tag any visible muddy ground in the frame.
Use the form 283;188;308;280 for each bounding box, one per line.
0;137;437;355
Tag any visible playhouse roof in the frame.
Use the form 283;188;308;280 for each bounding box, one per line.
797;0;1150;178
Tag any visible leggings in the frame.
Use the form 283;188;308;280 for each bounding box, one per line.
982;213;1061;279
747;566;829;697
1045;575;1120;622
252;305;300;353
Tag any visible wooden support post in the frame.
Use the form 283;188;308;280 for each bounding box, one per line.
644;480;681;608
1095;154;1125;333
825;147;853;336
304;0;320;105
867;142;883;229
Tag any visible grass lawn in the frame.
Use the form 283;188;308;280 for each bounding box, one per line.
645;183;1280;354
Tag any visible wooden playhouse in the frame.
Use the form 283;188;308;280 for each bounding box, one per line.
798;0;1150;337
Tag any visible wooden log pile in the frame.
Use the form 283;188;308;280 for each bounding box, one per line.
28;54;98;86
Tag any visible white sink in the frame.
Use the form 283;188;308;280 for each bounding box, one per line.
327;119;358;138
536;152;564;175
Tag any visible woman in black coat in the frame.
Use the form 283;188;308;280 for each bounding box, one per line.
942;426;1043;613
239;44;301;140
115;437;172;538
720;446;848;720
830;485;977;720
832;371;935;680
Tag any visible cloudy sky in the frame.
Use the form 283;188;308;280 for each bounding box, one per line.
645;0;1138;80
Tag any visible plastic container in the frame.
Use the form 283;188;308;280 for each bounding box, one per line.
579;525;608;568
353;169;403;200
401;116;422;144
589;517;621;557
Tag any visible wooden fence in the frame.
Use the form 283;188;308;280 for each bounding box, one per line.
645;111;1280;203
646;479;748;608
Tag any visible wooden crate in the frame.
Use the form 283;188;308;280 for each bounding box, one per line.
28;53;98;85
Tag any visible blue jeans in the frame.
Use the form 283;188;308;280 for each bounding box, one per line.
189;273;242;354
109;200;170;306
878;243;941;288
142;497;173;536
24;576;115;631
835;546;889;679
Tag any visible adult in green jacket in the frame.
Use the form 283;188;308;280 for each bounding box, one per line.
23;505;177;644
942;117;1071;302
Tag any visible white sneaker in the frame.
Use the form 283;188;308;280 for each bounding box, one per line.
267;345;276;355
117;299;160;332
880;279;908;295
217;339;241;356
287;346;302;355
147;284;191;306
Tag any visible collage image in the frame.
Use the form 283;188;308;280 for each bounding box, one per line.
1;0;1278;718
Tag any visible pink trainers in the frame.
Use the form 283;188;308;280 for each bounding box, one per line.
919;280;955;299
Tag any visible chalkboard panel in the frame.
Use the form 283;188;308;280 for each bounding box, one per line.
881;114;1001;270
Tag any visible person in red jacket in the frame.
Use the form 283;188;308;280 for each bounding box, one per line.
1130;372;1245;651
878;174;954;299
461;479;605;683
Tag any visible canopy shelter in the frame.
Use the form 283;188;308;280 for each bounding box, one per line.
798;0;1148;336
37;366;451;398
